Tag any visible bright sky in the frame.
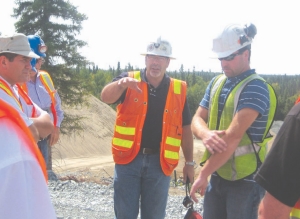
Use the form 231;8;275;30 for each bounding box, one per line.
1;0;300;75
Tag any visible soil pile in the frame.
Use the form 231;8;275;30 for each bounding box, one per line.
52;95;205;186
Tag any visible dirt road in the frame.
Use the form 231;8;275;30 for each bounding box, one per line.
53;138;205;181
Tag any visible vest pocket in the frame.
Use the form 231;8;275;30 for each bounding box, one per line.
112;115;137;160
112;144;134;158
163;125;182;165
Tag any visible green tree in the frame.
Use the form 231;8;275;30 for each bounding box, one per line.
179;64;185;81
13;0;89;133
116;62;121;75
187;77;208;116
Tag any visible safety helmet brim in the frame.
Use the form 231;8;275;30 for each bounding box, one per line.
212;23;254;58
141;37;176;59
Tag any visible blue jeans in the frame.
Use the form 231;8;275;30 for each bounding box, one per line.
38;138;48;167
203;173;265;219
114;153;171;219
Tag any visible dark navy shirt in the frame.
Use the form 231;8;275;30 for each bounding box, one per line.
112;69;191;150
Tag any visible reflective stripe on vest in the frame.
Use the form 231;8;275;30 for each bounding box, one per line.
0;80;35;117
164;136;181;160
21;71;58;126
113;137;134;148
16;84;36;117
201;73;277;181
115;126;135;135
112;71;186;176
0;79;23;111
235;143;260;157
0;99;47;181
39;71;58;126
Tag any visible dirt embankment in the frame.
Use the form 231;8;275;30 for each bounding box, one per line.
53;95;205;182
52;95;280;195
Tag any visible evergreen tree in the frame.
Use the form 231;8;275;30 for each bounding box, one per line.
13;0;89;133
179;64;185;81
116;62;121;75
192;66;196;86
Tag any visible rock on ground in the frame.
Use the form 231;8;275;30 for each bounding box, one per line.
48;179;204;219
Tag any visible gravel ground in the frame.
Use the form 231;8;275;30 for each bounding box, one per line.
48;176;204;219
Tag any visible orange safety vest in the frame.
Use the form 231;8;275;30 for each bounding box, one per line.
0;79;36;117
112;71;187;176
0;99;47;181
20;70;58;126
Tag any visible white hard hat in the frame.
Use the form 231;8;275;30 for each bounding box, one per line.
0;33;40;59
141;37;175;59
212;23;257;58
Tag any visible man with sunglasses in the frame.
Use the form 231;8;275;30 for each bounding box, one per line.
190;23;277;219
101;37;194;219
22;34;64;169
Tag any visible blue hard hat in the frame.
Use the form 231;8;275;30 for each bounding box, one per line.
27;35;47;58
30;58;37;73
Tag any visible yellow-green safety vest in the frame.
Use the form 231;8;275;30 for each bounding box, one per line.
201;74;277;181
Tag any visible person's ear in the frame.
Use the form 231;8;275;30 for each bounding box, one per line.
0;56;8;68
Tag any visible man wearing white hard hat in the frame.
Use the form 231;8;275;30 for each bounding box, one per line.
101;37;194;219
0;33;56;218
190;24;277;219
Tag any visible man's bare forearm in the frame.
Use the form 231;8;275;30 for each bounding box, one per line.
258;192;292;219
28;124;39;142
31;113;54;139
100;81;126;104
191;115;210;140
191;106;209;139
199;108;259;179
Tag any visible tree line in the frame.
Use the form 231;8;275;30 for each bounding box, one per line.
80;64;300;121
10;0;299;134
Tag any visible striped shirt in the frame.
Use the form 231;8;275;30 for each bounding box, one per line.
26;72;64;127
200;69;270;142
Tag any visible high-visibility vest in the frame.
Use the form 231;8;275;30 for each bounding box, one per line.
0;99;47;181
201;74;277;181
0;79;36;117
112;71;187;176
20;71;58;126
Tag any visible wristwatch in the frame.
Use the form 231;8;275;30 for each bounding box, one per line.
185;160;196;166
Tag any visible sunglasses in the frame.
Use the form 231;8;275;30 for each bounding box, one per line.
218;51;242;61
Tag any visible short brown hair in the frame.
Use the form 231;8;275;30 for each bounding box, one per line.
0;52;18;61
238;45;251;61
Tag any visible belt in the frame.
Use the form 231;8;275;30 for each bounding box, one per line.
140;148;159;154
39;135;50;141
212;171;257;183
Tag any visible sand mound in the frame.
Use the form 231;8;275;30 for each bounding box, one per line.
52;95;117;174
52;95;205;181
53;95;116;160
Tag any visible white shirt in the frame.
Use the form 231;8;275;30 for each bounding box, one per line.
0;117;56;219
0;76;45;127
